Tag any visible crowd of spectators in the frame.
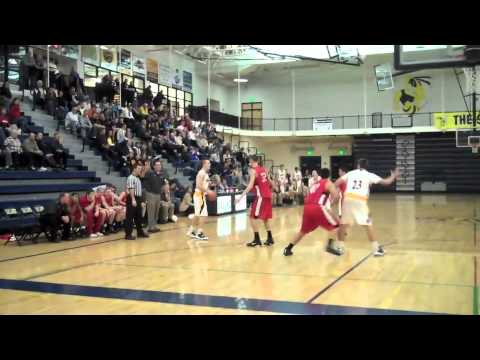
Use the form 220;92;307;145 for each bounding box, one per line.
0;94;69;171
1;65;330;244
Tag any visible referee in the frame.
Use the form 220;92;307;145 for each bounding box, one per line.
125;163;149;240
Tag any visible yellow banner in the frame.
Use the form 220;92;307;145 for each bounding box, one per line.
434;112;480;129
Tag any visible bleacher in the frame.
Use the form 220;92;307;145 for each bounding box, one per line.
0;116;108;245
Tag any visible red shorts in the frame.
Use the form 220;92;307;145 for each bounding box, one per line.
250;197;272;220
300;204;340;234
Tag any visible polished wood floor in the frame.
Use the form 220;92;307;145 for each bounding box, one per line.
0;193;479;315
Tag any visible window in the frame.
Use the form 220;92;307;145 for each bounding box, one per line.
176;89;184;100
84;64;97;77
168;87;176;97
97;67;109;83
185;92;192;102
159;85;168;96
146;81;158;96
134;77;144;93
241;102;263;130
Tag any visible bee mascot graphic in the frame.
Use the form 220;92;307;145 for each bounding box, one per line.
394;76;431;115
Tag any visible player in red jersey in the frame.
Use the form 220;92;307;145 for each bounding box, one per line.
325;166;348;252
236;155;275;247
284;168;340;256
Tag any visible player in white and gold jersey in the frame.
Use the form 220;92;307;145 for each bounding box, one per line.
187;160;211;241
328;158;400;257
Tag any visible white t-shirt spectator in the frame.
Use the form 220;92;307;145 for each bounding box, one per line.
65;111;79;129
117;128;126;143
188;130;196;141
121;108;134;119
210;152;220;163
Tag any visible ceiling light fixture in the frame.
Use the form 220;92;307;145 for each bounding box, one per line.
233;78;248;83
100;46;109;50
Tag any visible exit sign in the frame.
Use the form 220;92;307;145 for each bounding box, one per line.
306;147;314;156
338;148;346;156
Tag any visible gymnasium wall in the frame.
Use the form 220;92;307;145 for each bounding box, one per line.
238;135;353;171
120;46;235;112
232;54;468;125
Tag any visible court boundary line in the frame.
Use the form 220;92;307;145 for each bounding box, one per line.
306;242;397;304
0;278;443;315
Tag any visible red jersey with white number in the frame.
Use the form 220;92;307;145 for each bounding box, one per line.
104;193;114;207
305;179;330;206
253;166;272;199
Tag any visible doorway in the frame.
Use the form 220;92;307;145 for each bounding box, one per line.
330;156;354;181
299;156;322;175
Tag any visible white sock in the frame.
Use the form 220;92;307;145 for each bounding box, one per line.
371;241;379;251
335;240;345;250
197;228;203;234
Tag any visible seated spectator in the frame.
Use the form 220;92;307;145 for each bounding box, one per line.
22;132;47;171
106;186;126;232
221;177;230;191
139;102;149;118
211;174;222;191
135;119;149;140
116;123;127;144
8;98;22;123
68;193;86;237
79;190;106;238
179;186;194;217
56;136;70;169
40;193;72;243
271;179;283;207
55;193;72;241
78;113;93;142
0;106;9;127
78;101;89;116
69;86;80;109
106;128;116;147
36;132;59;168
45;87;58;116
65;105;80;133
159;183;176;224
0;126;6;168
97;186;116;234
0;81;12;100
232;166;243;187
31;80;46;111
3;128;22;169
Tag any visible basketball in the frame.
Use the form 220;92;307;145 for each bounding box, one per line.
207;190;217;202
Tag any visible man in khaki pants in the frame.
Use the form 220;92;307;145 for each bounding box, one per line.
160;183;176;224
143;159;167;233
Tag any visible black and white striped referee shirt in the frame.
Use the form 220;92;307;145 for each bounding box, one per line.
126;174;142;197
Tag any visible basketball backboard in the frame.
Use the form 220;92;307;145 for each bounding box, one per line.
394;45;480;70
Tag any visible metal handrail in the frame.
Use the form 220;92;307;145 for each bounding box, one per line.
210;111;470;131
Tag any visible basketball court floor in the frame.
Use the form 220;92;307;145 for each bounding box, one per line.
0;193;478;315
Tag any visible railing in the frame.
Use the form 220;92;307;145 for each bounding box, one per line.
195;108;468;132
